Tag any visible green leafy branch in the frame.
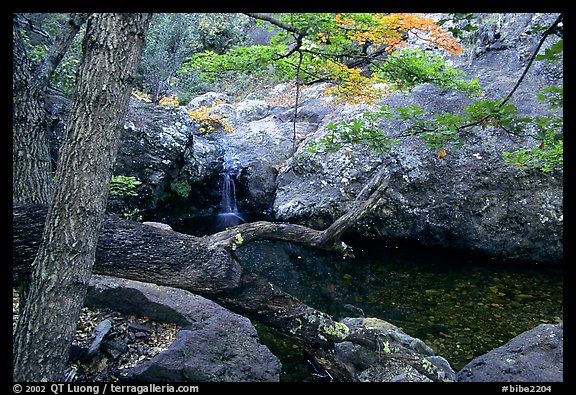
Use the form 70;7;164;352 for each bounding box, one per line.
109;175;142;197
306;14;563;173
372;49;481;94
306;87;562;172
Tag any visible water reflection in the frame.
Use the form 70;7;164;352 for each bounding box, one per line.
235;239;563;372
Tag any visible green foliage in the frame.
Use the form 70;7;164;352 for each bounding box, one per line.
21;13;83;96
231;232;244;251
437;13;478;39
535;39;563;63
180;13;472;103
170;180;192;198
107;175;143;220
307;115;402;155
181;45;285;82
308;90;562;173
32;42;81;96
139;13;194;100
140;13;253;100
109;175;142;197
502;86;563;173
374;49;480;94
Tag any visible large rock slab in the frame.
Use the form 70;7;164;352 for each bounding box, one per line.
112;99;196;214
85;275;281;382
457;323;563;382
273;13;563;263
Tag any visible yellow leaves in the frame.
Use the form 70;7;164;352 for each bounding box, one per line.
438;148;447;159
159;95;179;107
324;62;389;104
332;13;462;56
132;90;180;107
186;100;234;133
317;32;330;43
132;90;152;103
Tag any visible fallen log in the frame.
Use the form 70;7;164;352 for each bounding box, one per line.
12;203;356;381
12;164;429;382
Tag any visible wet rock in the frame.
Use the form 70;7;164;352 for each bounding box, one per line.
336;317;456;382
457;323;563;382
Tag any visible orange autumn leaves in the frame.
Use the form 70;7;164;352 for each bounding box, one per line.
320;13;463;104
324;63;390;105
330;13;462;56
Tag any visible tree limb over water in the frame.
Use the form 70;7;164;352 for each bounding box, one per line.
12;163;409;382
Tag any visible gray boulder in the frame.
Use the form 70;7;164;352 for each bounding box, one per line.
273;13;563;262
223;116;317;213
110;98;196;216
336;317;456;382
186;91;231;109
457;323;563;382
85;275;281;382
180;88;324;214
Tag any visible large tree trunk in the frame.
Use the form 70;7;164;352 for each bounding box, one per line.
12;13;89;204
13;12;89;313
13;16;53;204
13;14;151;382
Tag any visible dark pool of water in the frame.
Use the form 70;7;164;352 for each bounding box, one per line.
170;217;563;381
236;239;563;378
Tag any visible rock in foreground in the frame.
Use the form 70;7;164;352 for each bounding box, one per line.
457;323;563;382
85;275;282;382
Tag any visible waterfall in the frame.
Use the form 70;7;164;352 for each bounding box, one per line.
216;144;244;230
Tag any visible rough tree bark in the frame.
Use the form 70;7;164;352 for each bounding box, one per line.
13;13;151;382
13;13;89;204
13;12;89;313
13;16;53;205
13;163;395;382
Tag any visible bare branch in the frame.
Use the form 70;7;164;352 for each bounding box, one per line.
499;13;563;107
244;13;305;35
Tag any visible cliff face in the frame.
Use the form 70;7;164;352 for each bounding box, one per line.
45;13;562;262
271;13;563;262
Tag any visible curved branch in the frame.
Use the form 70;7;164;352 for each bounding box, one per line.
320;161;391;244
244;13;306;35
208;159;392;258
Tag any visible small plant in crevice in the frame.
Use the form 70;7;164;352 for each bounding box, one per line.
109;175;142;197
108;175;143;221
170;180;192;199
186;99;234;134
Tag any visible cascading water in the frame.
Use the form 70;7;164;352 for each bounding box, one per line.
216;144;245;230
